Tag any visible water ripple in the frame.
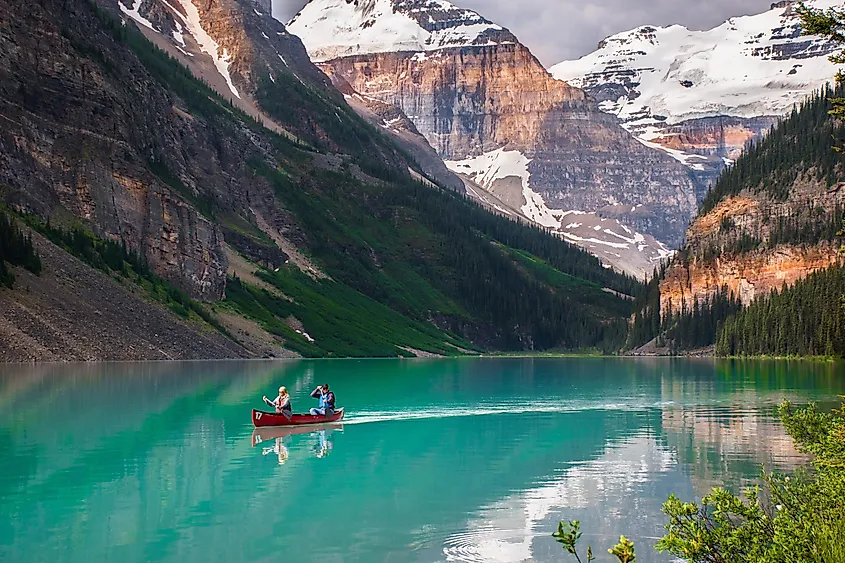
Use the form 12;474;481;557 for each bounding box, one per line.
343;400;669;425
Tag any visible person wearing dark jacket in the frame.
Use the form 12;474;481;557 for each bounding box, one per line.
310;384;335;416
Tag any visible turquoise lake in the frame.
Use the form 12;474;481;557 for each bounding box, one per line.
0;358;842;562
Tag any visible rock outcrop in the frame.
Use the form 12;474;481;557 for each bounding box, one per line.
660;180;845;312
321;67;465;191
288;0;701;274
0;0;639;359
662;242;841;312
0;230;249;361
0;0;377;299
0;0;230;300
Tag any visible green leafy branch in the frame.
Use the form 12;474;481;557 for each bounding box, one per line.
554;520;635;563
555;400;845;562
797;3;845;124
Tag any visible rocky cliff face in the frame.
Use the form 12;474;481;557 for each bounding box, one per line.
316;44;586;159
550;0;842;194
319;66;466;192
662;241;840;312
660;180;845;312
288;0;701;275
0;0;236;300
117;0;349;143
634;116;780;200
1;0;640;358
0;0;400;300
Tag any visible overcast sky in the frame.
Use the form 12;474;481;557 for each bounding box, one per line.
273;0;777;65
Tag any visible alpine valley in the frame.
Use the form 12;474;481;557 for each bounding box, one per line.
288;0;691;278
5;2;845;562
0;0;649;361
287;0;844;278
2;0;845;361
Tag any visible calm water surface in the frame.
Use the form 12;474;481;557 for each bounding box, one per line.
1;358;842;563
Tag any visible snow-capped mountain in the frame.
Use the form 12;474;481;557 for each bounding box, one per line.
289;0;700;278
287;0;517;61
549;0;843;192
115;0;339;129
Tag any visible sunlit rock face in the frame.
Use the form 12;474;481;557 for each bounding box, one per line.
0;0;359;298
288;0;702;275
660;178;845;313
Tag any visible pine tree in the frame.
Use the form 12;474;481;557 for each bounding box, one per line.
797;3;845;124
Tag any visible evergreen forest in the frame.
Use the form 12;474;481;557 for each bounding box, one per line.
0;210;41;288
0;1;644;357
717;265;845;357
701;84;845;215
628;81;845;356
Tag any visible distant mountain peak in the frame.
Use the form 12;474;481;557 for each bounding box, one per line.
550;0;843;126
547;0;845;195
288;0;516;61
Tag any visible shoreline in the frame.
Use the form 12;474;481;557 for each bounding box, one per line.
1;353;841;365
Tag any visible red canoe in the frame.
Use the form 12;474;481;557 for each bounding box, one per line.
252;407;345;428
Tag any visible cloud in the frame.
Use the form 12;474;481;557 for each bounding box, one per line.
274;0;777;65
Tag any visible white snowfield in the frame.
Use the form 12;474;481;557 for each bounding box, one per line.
173;0;241;99
118;0;240;99
119;0;156;31
549;0;843;127
445;149;560;229
445;150;673;277
287;0;512;62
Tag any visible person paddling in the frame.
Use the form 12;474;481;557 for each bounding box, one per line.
263;386;292;420
310;384;335;417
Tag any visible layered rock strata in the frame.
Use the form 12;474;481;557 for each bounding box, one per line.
660;181;845;311
288;0;702;273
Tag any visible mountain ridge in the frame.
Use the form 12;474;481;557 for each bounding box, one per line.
288;0;518;62
549;0;843;192
627;84;845;353
289;0;702;278
0;0;638;359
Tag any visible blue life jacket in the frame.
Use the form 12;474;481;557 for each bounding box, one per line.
318;391;335;409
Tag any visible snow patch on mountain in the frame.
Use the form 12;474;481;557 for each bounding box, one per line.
636;125;710;170
550;0;842;127
173;0;240;99
119;0;157;31
119;0;240;99
446;150;673;277
522;184;562;230
288;0;513;62
559;215;674;278
445;149;560;229
445;149;530;192
172;26;186;47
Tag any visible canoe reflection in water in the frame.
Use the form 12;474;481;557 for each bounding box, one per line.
264;438;289;465
252;424;343;463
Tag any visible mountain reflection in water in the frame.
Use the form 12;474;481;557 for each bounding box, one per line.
0;358;841;563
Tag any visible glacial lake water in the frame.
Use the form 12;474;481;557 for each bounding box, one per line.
0;358;842;563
